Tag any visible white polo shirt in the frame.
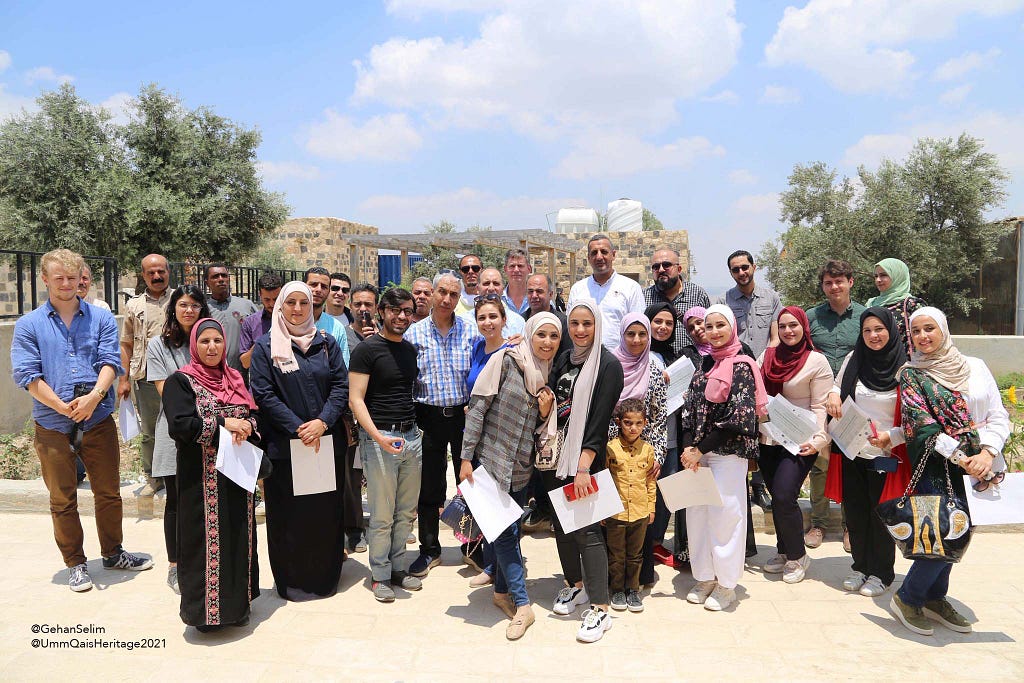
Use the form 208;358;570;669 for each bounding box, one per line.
568;271;644;350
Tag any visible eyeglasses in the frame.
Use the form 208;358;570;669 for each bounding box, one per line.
972;471;1006;493
176;303;202;311
460;265;482;274
651;261;678;272
385;305;415;317
731;264;751;274
330;285;350;293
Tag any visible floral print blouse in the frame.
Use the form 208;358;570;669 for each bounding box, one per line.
679;358;761;460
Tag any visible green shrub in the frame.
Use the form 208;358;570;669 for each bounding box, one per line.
0;421;39;480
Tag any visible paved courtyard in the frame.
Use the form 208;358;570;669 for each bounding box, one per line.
1;506;1022;681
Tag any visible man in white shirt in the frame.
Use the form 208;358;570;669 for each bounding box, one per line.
567;234;644;350
459;268;525;337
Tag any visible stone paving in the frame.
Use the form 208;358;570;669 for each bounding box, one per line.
1;501;1022;680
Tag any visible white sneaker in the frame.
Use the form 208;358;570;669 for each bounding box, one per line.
763;554;787;574
842;571;866;592
782;554;810;584
704;585;736;611
552;586;589;616
859;575;887;597
686;580;717;605
576;606;612;643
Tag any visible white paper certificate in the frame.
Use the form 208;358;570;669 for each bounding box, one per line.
665;356;697;414
965;473;1024;525
118;399;141;441
215;427;263;493
657;467;723;511
289;436;336;496
827;397;874;460
547;469;624;534
459;466;527;542
763;395;819;455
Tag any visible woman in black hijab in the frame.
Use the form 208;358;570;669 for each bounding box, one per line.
825;307;908;598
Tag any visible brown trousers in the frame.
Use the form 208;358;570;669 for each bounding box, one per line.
35;416;123;567
606;517;649;592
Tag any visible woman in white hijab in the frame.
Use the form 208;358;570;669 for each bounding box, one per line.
539;299;624;643
890;307;1009;636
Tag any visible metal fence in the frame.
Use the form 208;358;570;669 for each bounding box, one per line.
167;263;307;302
0;250;119;319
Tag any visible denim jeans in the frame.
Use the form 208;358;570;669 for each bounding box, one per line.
897;559;953;607
359;427;422;582
492;488;530;607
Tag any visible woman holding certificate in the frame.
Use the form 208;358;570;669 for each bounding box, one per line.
249;281;349;601
679;304;765;611
825;307;907;597
458;312;560;640
162;318;260;631
888;307;1009;636
757;307;832;584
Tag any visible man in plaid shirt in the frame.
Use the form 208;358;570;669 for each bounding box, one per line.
404;273;481;577
642;247;710;357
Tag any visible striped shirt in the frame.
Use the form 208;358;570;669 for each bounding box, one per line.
405;314;480;407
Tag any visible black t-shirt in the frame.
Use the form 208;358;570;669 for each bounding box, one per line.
348;333;418;426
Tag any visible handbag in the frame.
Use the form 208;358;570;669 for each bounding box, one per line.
441;492;483;545
534;426;562;471
875;434;972;562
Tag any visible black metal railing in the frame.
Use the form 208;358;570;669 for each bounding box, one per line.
0;250;119;319
166;263;306;303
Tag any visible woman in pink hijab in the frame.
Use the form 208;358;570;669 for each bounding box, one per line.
678;304;766;612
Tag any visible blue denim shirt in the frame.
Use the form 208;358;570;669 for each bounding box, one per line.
11;298;124;433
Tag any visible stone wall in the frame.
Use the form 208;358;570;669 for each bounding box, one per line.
266;217;380;285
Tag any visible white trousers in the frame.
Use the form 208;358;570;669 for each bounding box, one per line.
686;452;749;589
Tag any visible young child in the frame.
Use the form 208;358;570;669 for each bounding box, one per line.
606;398;657;613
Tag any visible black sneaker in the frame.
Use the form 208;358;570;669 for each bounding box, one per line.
626;590;644;613
102;547;154;571
408;553;440;578
610;591;627;611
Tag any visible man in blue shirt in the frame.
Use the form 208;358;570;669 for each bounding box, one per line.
11;249;153;593
405;272;480;576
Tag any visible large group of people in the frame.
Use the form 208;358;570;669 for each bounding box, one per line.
9;237;1011;644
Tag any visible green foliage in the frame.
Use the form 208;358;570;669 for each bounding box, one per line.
759;134;1010;316
0;83;289;268
0;421;38;480
996;372;1024;391
401;220;507;288
244;241;302;271
642;208;664;231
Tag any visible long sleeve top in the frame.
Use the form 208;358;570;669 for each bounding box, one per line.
248;331;348;460
679;356;760;459
608;359;668;463
607;437;657;522
758;350;833;453
550;347;624;472
829;351;905;457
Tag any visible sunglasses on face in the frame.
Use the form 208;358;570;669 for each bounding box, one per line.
651;261;678;272
330;285;350;293
460;265;482;274
731;264;751;274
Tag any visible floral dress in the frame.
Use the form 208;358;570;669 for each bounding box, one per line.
885;295;926;357
608;360;669;462
163;372;260;627
679;359;760;459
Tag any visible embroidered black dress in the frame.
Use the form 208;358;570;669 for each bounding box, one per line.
163;372;260;627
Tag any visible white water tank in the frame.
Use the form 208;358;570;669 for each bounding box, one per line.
607;198;642;232
555;207;600;234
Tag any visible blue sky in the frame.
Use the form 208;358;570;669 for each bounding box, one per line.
2;0;1022;293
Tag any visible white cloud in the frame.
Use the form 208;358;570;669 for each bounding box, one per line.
732;193;780;216
356;187;586;231
939;83;972;105
257;161;322;183
0;50;11;73
765;1;1024;94
0;84;35;121
551;132;725;180
842;133;915;168
94;92;133;126
760;85;800;104
932;48;1000;81
728;169;758;185
304;111;422;162
353;1;742;137
701;89;739;104
24;66;73;85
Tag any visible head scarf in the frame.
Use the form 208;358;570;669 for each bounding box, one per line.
644;302;677;363
840;306;908;401
270;281;317;374
703;304;768;417
558;299;603;478
866;258;912;307
683;305;712;356
613;313;652;403
901;306;970;393
178;318;256;410
760;306;815;396
472;312;561;447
